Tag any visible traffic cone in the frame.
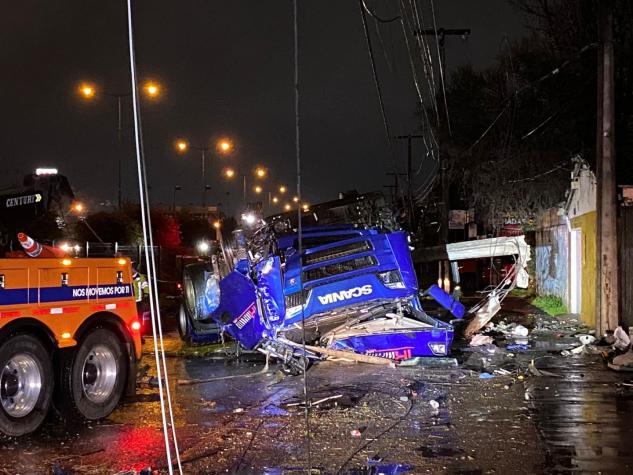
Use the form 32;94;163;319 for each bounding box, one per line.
17;233;66;258
18;233;42;257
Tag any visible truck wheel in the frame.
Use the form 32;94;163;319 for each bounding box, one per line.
58;328;127;421
0;334;53;436
178;304;193;343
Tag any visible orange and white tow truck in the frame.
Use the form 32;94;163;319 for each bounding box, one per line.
0;234;142;436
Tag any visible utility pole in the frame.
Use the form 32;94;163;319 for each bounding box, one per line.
396;134;425;230
597;0;619;335
415;27;470;245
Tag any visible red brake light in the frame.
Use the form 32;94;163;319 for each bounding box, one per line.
131;321;141;331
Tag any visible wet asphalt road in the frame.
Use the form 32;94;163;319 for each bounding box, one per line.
1;309;633;474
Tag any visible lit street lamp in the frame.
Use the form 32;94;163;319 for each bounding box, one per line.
255;166;267;179
279;185;287;194
175;137;233;207
254;185;263;194
77;80;161;208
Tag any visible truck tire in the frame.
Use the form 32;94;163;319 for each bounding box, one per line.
178;303;193;343
57;328;127;421
0;334;53;437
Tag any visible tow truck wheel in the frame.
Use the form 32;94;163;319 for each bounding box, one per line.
57;328;127;421
0;334;53;437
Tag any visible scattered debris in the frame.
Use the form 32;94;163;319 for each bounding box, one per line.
398;357;458;367
513;325;529;337
608;350;633;372
528;359;563;378
479;372;495;379
470;334;494;346
614;326;631;351
429;400;440;410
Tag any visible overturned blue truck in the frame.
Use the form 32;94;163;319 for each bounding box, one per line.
178;193;466;374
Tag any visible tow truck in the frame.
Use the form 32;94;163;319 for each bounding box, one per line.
0;226;141;434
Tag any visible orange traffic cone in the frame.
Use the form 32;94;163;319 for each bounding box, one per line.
17;233;67;258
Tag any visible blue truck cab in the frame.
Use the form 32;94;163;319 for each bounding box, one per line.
178;193;464;371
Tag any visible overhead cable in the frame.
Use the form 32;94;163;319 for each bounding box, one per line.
126;1;182;473
429;0;452;136
358;0;397;168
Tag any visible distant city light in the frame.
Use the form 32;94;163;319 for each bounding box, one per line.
224;167;235;178
255;167;267;178
292;196;299;203
78;83;95;99
254;185;263;194
272;196;279;204
279;186;287;194
36;168;58;176
284;204;291;211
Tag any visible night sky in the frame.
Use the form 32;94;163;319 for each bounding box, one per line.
0;1;526;215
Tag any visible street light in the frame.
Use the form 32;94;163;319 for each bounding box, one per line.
284;203;291;211
254;185;263;194
279;185;287;194
292;196;299;203
302;203;310;211
143;81;160;98
78;83;96;99
76;79;161;208
174;137;234;207
216;138;233;155
272;196;279;204
255;167;267;179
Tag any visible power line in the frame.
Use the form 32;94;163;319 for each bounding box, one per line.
358;0;397;168
429;0;452;136
465;41;598;154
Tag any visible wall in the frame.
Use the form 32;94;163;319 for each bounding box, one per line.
571;211;597;326
534;210;569;306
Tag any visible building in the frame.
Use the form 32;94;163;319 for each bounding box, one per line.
534;159;597;326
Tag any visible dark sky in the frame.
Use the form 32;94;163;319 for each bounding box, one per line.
0;1;526;215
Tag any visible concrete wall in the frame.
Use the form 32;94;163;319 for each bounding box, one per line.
571;211;597;326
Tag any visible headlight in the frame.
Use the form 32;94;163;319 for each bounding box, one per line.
377;270;405;289
428;343;446;355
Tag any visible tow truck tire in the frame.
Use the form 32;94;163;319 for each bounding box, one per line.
0;334;53;437
57;328;127;422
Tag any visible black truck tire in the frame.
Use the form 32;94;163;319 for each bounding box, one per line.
0;334;53;437
57;328;127;421
178;303;193;343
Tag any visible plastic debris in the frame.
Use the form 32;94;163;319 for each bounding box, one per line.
429;399;440;410
470;334;494;346
350;429;362;438
513;325;529;337
578;334;596;346
614;326;631;351
507;343;530;351
479;372;495;379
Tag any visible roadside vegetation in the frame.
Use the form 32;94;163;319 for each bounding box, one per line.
531;295;568;316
